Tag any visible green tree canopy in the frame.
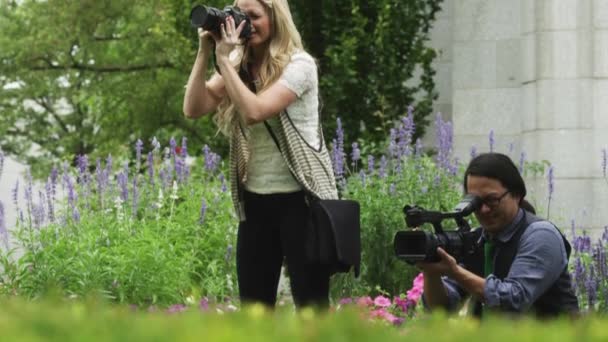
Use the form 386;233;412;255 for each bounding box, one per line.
0;0;442;176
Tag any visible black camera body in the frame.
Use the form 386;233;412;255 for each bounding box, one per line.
393;195;482;264
190;5;252;40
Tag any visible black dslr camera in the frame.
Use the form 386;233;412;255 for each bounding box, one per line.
190;5;252;40
393;195;482;264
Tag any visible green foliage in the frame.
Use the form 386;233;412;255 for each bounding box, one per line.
291;0;443;147
331;155;462;298
0;0;225;177
0;0;443;177
0;297;608;341
0;144;237;306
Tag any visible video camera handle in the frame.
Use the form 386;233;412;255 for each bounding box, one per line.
403;206;473;234
402;195;481;234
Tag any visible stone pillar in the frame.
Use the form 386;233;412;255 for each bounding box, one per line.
451;0;523;158
591;0;608;233
450;0;608;234
524;0;598;233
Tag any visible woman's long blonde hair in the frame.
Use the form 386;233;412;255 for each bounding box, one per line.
214;0;304;135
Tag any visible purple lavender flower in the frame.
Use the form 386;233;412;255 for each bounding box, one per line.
12;180;19;210
117;172;128;202
132;176;139;218
336;118;345;157
77;154;89;180
573;256;585;289
351;142;360;166
488;130;495;153
50;165;58;197
415;138;424;158
24;170;33;216
72;207;80;223
174;155;184;184
367;155;375;175
32;195;44;229
199;198;207;225
518;151;526;174
435;113;454;172
585;270;598;308
105;155;113;197
332;139;344;180
602;148;607;179
388;129;398;159
470;146;477;160
378;156;388;179
181;137;188;158
203;145;220;173
135;139;144;171
547;166;555;219
0;201;8;249
219;174;228;193
147;152;155;188
45;180;55;223
169;137;177;158
508;142;514;154
398;111;415;157
359;170;366;187
332;118;346;179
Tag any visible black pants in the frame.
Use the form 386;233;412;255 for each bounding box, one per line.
237;190;330;309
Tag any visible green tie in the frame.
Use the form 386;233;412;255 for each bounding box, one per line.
484;240;495;277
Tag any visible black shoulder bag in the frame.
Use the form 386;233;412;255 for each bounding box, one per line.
263;118;361;278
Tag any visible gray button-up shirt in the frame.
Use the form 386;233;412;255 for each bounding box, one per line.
442;209;568;312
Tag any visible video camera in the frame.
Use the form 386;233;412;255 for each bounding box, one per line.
190;5;252;40
393;195;482;264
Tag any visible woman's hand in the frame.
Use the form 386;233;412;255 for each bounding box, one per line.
197;27;217;54
215;16;246;61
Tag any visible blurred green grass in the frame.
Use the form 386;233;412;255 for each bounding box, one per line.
0;297;607;341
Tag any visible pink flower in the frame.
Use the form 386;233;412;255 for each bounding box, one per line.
369;308;389;319
393;296;409;312
338;297;353;305
369;309;402;325
373;295;392;308
413;273;424;289
356;296;374;307
406;287;423;303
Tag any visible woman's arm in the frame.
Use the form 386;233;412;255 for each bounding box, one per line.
183;30;226;119
215;17;297;125
216;56;296;125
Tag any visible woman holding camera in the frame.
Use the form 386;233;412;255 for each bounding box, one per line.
183;0;337;309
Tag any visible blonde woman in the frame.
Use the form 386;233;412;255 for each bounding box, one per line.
183;0;338;309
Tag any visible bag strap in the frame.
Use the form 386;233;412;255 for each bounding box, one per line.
263;119;318;202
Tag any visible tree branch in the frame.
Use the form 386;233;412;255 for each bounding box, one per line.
30;56;174;73
34;97;71;134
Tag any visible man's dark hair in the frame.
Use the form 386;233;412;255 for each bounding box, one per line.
463;153;527;201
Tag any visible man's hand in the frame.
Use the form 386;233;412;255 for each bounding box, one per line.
416;247;459;277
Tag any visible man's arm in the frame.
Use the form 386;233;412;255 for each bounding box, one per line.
484;222;567;311
418;248;484;310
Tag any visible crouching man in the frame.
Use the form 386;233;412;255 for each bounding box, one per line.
418;153;579;318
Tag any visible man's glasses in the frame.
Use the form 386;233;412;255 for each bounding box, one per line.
477;191;510;208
